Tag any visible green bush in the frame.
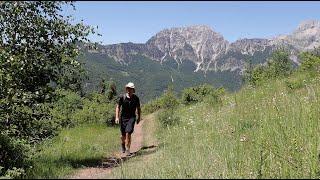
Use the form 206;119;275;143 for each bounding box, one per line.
157;109;180;127
143;100;161;114
203;87;225;106
0;132;31;178
285;77;305;91
50;90;116;127
181;84;225;105
50;89;83;128
246;65;268;86
299;51;320;77
244;50;294;86
0;1;96;177
72;98;115;125
158;91;180;109
142;85;180;114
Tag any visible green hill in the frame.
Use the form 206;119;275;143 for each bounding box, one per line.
78;51;242;103
110;59;320;178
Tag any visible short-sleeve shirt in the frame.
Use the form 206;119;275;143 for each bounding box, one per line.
117;94;140;119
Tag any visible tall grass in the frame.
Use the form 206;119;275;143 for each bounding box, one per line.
26;124;119;179
111;72;320;178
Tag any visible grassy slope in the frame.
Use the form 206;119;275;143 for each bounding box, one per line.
111;72;320;178
26;124;119;179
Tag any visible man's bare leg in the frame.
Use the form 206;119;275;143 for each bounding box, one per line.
125;133;132;154
121;135;126;153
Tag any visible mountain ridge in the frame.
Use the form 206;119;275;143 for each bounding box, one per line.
83;20;320;74
78;20;320;102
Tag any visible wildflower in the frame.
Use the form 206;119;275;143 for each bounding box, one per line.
240;135;247;142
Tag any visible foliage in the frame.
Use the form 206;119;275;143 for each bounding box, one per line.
99;78;117;102
181;84;225;105
0;1;95;177
243;49;294;86
78;53;242;103
71;94;115;125
0;132;30;179
49;89;83;128
284;74;306;92
157;109;181;127
50;89;116;128
142;84;180;114
299;50;320;76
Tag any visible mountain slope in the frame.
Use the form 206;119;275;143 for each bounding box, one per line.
78;20;320;102
78;52;242;103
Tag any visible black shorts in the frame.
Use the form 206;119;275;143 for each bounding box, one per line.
120;117;136;135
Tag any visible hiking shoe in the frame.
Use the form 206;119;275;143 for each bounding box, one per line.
121;144;126;153
125;149;130;156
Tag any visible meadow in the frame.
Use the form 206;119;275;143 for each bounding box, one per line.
110;71;320;178
26;124;119;179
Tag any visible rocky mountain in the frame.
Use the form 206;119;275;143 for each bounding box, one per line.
78;20;320;102
89;20;320;72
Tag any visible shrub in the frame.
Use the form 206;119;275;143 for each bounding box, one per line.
285;77;305;91
142;84;180;114
0;132;31;178
72;98;115;125
243;50;294;86
49;90;116;127
246;65;268;86
267;50;293;77
0;1;96;177
203;87;225;106
142;100;161;114
181;84;225;105
157;109;180;127
50;89;83;128
299;51;320;77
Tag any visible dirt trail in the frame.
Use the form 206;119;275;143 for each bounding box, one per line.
69;113;157;179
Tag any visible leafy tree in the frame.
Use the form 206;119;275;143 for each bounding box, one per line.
0;0;96;139
181;84;224;105
106;79;117;101
99;78;117;101
243;49;294;86
243;56;254;84
267;49;293;78
299;48;320;75
0;1;96;177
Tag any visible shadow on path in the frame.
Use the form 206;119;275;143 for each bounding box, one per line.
72;145;158;169
101;145;158;168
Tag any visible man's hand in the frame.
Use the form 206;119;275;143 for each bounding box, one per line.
115;117;120;124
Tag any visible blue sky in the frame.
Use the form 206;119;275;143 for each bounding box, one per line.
63;1;320;45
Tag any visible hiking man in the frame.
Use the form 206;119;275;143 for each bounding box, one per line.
115;82;141;155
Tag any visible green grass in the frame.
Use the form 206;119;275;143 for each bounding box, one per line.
26;123;119;179
110;72;320;178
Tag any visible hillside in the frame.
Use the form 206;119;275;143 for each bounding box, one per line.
109;64;320;179
78;20;320;102
78;51;242;103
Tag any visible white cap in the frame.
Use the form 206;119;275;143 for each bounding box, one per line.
125;82;135;89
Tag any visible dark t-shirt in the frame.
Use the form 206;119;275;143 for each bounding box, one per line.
117;94;140;119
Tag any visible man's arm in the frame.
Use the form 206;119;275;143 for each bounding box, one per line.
115;104;120;124
137;106;141;124
136;97;141;124
115;96;122;124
